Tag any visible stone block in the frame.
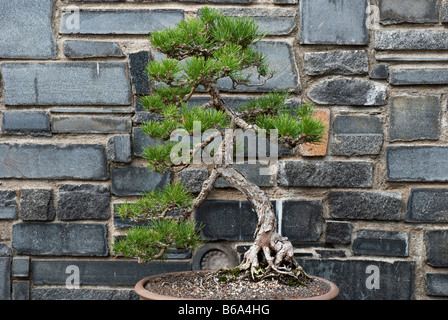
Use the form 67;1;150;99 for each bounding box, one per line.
51;116;132;134
304;51;368;76
2;62;131;106
178;168;209;193
353;230;409;257
20;189;55;221
378;0;440;24
0;257;11;300
57;184;111;221
370;64;389;80
0;144;108;180
0;191;17;220
132;128;160;157
107;135;132;163
300;0;369;45
12;223;108;256
390;68;448;85
426;274;448;296
375;30;448;50
32;288;137;300
425;230;448;267
13;281;29;300
387;146;448;182
443;0;448;23
215;163;274;188
325;221;352;244
129;51;151;95
111;166;171;196
278;161;373;188
0;0;55;59
60;9;184;34
406;188;448;223
388;94;441;142
1;111;51;136
64;40;124;59
308;79;387;106
12;257;30;278
329;191;402;221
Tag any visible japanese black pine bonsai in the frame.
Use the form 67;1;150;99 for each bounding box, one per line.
113;7;326;284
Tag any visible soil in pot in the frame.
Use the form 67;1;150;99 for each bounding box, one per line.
143;270;334;300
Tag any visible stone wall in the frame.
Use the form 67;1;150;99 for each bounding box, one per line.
1;0;448;300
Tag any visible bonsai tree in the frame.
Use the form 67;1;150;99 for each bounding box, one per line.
113;7;326;284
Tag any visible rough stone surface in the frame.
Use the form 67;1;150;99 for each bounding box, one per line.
329;191;402;221
13;280;29;300
425;230;448;267
1;111;51;136
426;274;448;296
0;191;17;220
51;116;132;134
12;223;108;256
307;79;387;106
378;0;440;24
0;257;11;300
300;0;369;45
353;230;409;257
132;127;160;157
304;51;368;76
129;51;151;95
387;146;448;182
107;135;132;163
0;144;108;180
2;63;131;106
111;166;171;196
58;184;111;221
177;168;209;193
406;188;448;223
20;189;55;221
32;288;137;300
12;257;30;278
0;0;56;59
390;68;448;85
278;161;373;188
375;30;448;50
325;221;352;244
63;40;124;59
370;64;389;80
388;94;441;142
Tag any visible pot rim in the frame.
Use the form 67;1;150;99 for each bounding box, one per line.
134;270;339;300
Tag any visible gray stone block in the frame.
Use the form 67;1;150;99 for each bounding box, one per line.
333;115;383;135
51;116;132;134
133;127;160;157
406;188;448;223
388;94;441;142
300;0;369;45
278;161;373;188
0;144;108;180
1;111;51;136
390;68;448;85
0;257;11;300
329;191;402;221
375;30;448;50
32;288;137;300
0;0;56;59
370;64;389;80
353;230;409;257
129;51;151;95
107;135;132;163
13;281;29;300
279;200;323;242
57;184;111;221
178;168;209;193
12;223;108;257
425;230;448;267
111;166;171;196
325;221;352;244
378;0;440;24
308;79;387;106
64;40;124;59
12;257;30;278
215;163;274;188
60;9;184;34
387;146;448;182
443;1;448;23
304;51;368;76
0;190;17;220
20;189;55;221
426;274;448;296
2;63;131;106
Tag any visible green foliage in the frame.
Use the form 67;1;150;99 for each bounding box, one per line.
141;142;178;173
181;105;230;134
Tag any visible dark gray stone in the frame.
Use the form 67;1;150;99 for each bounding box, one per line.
329;191;402;221
333;115;383;135
308;79;387;106
0;190;17;220
178;168;209;193
353;230;409;257
12;223;108;257
378;0;440;24
370;64;389;80
443;1;448;23
0;257;11;300
2;63;131;106
111;166;171;196
60;9;184;34
0;243;11;257
426;274;448;296
300;0;369;45
129;51;151;95
13;281;29;300
58;184;111;221
0;0;56;59
12;257;30;278
406;188;448;223
20;189;55;221
425;230;448;267
132;127;160;157
0;144;108;180
304;51;368;76
296;259;414;300
325;221;352;244
387;146;448;182
389;94;441;142
279;200;323;242
64;40;124;59
107;135;132;163
32;260;190;286
51;116;132;134
278;161;373;188
390;68;448;85
1;111;51;136
215;163;274;188
375;30;448;50
32;288;137;300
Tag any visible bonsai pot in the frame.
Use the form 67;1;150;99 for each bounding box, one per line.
134;270;339;300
